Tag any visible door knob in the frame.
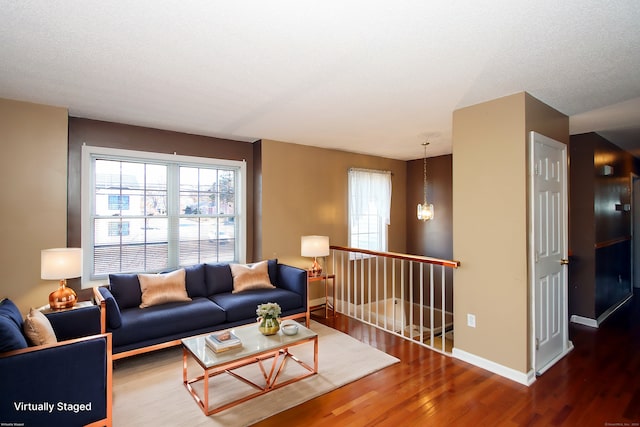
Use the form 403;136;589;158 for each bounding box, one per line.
560;259;569;265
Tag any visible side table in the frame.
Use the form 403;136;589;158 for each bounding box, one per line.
38;300;94;315
308;273;336;319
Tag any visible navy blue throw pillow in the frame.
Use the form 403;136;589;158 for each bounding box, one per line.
0;299;28;352
184;264;207;297
108;273;142;309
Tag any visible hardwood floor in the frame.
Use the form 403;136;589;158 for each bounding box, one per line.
255;293;640;426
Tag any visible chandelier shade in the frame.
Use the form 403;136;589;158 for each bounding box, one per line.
417;202;434;221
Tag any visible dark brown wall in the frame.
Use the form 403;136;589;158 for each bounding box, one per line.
406;154;454;312
406;154;453;260
593;135;636;317
569;134;596;317
594;137;633;243
253;140;263;260
569;132;638;319
67;118;256;264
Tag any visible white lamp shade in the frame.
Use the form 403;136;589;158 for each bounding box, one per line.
301;236;330;257
41;248;82;280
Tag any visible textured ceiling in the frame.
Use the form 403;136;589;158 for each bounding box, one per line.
1;1;639;160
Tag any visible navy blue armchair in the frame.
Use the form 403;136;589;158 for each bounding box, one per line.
0;299;112;427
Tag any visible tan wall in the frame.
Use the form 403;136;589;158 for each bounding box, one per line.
523;94;570;367
452;92;568;374
453;93;529;372
258;139;407;299
524;93;570;147
0;98;68;314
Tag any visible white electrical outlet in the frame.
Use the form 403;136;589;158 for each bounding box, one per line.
467;313;476;328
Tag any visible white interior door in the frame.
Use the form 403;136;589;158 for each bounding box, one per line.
529;131;572;375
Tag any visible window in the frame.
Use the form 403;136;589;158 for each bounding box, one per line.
82;146;246;283
348;169;392;253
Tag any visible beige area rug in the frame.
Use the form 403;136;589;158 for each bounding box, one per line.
112;321;399;426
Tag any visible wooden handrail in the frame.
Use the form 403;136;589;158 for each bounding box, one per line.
594;235;631;249
330;245;460;269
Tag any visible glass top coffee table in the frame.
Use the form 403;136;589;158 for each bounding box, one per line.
181;322;318;416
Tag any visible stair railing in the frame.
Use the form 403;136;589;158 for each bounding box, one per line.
329;245;460;354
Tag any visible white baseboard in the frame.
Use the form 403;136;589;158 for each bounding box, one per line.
309;297;326;307
570;293;634;329
535;341;574;376
570;315;598;328
452;348;536;386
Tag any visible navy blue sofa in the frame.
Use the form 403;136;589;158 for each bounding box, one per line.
93;260;308;359
0;299;112;427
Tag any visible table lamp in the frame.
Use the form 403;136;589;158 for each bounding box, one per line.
41;248;82;309
301;235;330;277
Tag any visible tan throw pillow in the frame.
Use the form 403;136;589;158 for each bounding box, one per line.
23;308;58;346
230;260;276;293
138;268;191;308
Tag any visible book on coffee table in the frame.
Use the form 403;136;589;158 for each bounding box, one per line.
205;330;242;353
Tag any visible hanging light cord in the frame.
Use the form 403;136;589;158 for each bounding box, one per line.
422;142;429;203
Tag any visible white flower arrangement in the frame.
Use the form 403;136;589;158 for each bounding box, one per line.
256;302;281;319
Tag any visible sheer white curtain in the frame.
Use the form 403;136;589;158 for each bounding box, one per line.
348;169;392;251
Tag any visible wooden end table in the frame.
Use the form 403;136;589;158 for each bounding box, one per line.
309;273;336;318
37;300;94;314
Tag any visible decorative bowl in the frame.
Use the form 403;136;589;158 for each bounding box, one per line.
281;324;299;336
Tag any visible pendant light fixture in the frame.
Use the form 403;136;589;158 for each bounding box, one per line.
417;141;434;221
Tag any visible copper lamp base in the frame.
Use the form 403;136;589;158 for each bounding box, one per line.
49;280;77;310
308;258;323;277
